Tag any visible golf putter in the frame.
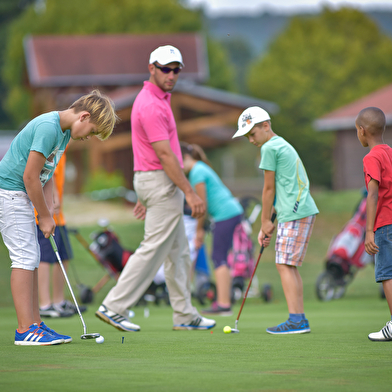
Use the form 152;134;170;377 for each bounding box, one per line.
231;212;277;333
49;235;100;340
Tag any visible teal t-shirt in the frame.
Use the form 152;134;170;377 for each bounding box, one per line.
259;136;319;223
0;111;70;192
189;161;243;222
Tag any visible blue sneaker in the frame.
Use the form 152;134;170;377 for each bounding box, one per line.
266;319;311;335
39;322;72;343
173;316;216;330
14;323;64;346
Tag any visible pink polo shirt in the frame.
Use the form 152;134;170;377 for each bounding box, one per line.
131;81;183;171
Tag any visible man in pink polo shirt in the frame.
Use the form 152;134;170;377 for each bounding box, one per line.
96;45;216;332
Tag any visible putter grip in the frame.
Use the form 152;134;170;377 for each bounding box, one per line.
259;212;277;254
49;235;58;253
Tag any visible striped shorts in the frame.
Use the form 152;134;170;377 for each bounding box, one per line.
275;215;316;267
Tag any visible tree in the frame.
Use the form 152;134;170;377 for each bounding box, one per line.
2;0;233;125
0;0;35;128
247;7;392;187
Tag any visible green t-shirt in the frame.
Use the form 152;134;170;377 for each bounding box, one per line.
189;161;243;222
259;136;319;223
0;111;70;192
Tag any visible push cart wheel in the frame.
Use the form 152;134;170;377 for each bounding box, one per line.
231;277;244;304
315;271;346;301
196;281;216;305
79;285;94;304
261;283;273;302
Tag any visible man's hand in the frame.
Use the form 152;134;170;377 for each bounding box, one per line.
185;192;205;219
365;230;379;255
133;200;146;220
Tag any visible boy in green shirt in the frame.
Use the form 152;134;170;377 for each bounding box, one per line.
233;106;319;334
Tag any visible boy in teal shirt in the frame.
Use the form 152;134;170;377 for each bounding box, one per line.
0;90;117;345
233;106;319;334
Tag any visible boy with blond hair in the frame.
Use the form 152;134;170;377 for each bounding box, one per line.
356;106;392;341
0;90;118;345
233;106;318;334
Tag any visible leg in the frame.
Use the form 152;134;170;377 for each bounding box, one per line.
204;215;242;313
214;265;232;307
276;264;304;314
266;216;315;335
102;171;190;315
382;279;392;315
52;260;67;304
369;225;392;341
11;268;35;331
32;268;41;324
38;262;52;308
164;216;199;325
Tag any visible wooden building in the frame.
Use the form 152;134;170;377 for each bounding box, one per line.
24;33;278;192
314;83;392;190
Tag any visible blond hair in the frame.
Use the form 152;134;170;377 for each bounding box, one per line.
69;90;119;140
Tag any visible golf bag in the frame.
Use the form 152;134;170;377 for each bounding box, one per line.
89;229;133;276
316;196;374;301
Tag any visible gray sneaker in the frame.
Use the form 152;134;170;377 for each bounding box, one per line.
173;316;216;330
95;304;140;332
39;305;74;318
368;321;392;341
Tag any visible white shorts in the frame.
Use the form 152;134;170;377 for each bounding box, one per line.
0;188;40;270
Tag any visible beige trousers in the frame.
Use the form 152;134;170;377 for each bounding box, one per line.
103;170;199;325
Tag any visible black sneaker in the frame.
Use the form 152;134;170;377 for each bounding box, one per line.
39;305;74;318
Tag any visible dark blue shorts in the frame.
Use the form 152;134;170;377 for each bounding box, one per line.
374;224;392;282
211;214;242;269
37;225;73;264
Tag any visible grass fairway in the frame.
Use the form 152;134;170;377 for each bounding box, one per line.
0;189;391;391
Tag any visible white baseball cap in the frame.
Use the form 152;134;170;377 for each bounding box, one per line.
233;106;271;138
149;45;184;67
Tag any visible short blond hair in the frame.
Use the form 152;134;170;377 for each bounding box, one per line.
69;90;119;140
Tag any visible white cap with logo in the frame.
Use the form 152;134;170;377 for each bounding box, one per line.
232;106;271;138
149;45;184;67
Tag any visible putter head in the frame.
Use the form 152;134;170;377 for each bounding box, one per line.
230;328;240;333
81;333;100;340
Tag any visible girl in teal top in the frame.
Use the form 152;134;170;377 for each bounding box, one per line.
181;143;243;316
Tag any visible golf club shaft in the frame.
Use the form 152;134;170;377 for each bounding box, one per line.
49;235;87;335
235;212;277;325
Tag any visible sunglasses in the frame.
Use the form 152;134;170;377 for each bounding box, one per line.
154;63;182;75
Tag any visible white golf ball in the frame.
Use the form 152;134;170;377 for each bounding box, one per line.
95;335;104;344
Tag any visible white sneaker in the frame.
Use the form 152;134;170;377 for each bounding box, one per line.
368;320;392;341
95;304;140;332
173;316;216;330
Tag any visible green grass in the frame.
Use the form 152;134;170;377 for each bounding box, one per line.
1;189;391;392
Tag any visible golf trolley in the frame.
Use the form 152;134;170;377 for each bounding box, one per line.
315;194;383;301
69;219;170;306
228;196;273;304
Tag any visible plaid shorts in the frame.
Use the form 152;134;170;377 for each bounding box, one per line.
275;215;316;267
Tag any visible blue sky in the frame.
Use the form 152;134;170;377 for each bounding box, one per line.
185;0;392;16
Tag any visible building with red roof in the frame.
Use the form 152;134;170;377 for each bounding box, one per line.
314;83;392;190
